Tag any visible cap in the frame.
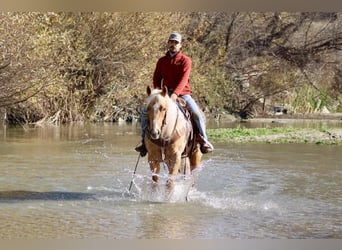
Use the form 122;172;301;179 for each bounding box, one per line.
168;32;182;43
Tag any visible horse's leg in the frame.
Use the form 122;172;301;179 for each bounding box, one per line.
189;146;202;187
149;161;160;183
164;150;182;188
145;133;163;184
180;157;191;175
147;150;162;184
190;146;202;171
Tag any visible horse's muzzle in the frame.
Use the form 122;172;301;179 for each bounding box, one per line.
149;129;160;140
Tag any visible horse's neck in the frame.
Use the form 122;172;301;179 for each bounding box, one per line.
161;101;178;139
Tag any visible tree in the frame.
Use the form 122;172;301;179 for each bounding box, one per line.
0;13;52;123
1;12;341;124
184;12;341;117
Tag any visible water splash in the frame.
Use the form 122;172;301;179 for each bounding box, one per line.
187;189;280;212
129;173;194;203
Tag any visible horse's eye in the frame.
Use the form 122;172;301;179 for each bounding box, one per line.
160;107;166;112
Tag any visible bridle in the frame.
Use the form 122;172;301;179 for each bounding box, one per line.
147;101;180;146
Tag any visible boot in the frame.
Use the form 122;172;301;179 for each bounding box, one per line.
200;141;214;154
135;142;147;157
197;134;214;154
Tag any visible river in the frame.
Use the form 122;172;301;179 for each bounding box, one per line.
0;122;341;239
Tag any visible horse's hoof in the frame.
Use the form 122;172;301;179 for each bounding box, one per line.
152;175;159;183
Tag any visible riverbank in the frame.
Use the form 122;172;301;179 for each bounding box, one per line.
208;112;342;145
212;112;342;123
207;126;342;145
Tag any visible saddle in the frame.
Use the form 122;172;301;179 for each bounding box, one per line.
176;98;201;157
176;97;191;121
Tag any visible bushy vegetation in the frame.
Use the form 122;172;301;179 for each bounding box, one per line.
1;12;341;125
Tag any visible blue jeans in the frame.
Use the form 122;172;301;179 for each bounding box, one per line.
180;94;208;141
140;94;208;143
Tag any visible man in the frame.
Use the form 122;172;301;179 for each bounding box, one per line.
135;31;214;157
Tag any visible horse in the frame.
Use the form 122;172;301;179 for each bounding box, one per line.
144;85;202;189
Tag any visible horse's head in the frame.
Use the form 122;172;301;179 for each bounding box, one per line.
146;85;169;140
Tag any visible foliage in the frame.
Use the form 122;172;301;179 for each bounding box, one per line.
0;12;341;125
184;12;341;117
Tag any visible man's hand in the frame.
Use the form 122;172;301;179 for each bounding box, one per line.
170;93;178;102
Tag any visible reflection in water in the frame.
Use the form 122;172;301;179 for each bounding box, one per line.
0;190;95;201
0;123;341;239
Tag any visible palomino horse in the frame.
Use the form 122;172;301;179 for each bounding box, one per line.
144;85;202;188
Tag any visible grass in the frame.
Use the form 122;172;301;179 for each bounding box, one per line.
207;126;342;145
207;127;297;140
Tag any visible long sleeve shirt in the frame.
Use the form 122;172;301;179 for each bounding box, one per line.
153;51;192;96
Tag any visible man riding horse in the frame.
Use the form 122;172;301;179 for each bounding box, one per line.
135;32;214;156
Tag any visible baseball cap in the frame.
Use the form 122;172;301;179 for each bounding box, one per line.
168;32;182;43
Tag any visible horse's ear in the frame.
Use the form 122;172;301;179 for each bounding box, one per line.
161;85;168;97
147;86;151;96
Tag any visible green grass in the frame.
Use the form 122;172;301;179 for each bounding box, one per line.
207;127;297;140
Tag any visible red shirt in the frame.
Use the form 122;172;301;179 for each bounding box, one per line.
153;51;192;96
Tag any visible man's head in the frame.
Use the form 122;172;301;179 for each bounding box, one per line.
168;32;182;53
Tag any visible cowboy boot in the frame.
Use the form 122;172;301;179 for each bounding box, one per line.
197;134;214;154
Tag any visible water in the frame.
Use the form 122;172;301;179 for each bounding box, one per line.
0;122;341;239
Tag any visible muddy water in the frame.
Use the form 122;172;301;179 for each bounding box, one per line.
0;123;341;239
